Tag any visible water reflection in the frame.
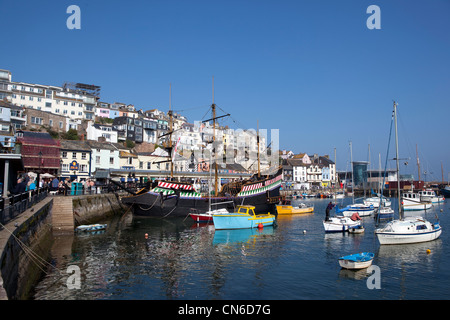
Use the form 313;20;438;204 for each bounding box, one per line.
32;198;450;300
213;227;275;245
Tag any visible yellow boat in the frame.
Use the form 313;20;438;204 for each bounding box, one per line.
276;200;314;215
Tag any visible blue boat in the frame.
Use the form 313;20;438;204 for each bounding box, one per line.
75;224;107;232
212;205;275;230
338;252;374;269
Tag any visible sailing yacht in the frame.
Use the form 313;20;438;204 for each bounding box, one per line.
375;102;442;245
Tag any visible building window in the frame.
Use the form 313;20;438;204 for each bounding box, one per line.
72;152;77;159
45;102;52;108
31;117;43;125
45;90;52;99
59;121;63;129
109;157;114;165
96;156;100;164
62;164;69;171
81;153;87;160
80;164;88;173
49;119;53;127
62;151;67;158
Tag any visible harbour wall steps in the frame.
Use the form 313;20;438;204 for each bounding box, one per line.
0;193;124;299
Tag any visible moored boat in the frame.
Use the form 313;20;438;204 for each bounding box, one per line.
374;102;442;245
375;206;395;220
75;224;107;232
418;189;444;204
375;217;442;245
212;205;275;230
323;215;361;233
336;203;374;217
189;208;229;223
276;200;314;215
402;190;432;211
122;169;282;217
338;252;374;270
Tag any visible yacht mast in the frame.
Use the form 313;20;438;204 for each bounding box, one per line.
393;101;402;219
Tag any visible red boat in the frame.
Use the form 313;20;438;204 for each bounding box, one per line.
189;208;229;223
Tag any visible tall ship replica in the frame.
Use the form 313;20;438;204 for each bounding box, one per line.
121;95;282;218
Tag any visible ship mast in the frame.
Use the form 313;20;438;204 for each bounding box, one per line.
168;83;174;179
212;77;219;196
257;120;260;178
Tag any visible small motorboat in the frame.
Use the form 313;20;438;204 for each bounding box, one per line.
339;252;374;270
418;189;444;204
212;205;275;230
375;206;394;220
336;203;374;217
348;225;365;234
402;191;432;211
189;208;229;223
75;224;107;232
323;215;361;233
276;200;314;215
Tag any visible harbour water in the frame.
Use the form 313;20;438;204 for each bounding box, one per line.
33;197;450;300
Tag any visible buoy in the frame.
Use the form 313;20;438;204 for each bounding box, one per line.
426;249;431;254
257;223;264;229
303;230;306;234
145;233;148;239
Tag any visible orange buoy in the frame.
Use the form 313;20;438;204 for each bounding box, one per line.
145;233;148;239
257;223;264;229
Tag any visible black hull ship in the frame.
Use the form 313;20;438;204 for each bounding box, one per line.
121;169;282;218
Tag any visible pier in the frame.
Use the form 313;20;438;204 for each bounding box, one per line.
0;191;123;299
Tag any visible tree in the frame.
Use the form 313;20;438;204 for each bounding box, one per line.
125;139;135;148
62;128;79;140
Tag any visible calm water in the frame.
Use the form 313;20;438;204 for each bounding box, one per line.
33;197;450;300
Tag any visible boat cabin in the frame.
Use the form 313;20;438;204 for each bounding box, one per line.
418;189;436;197
236;205;256;216
402;192;420;200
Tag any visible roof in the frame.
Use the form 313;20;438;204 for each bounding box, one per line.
287;159;307;167
85;140;116;150
60;140;91;151
120;150;137;158
16;130;60;146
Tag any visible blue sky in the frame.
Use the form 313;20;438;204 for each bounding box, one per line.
1;0;449;181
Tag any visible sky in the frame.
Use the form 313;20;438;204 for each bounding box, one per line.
1;0;449;181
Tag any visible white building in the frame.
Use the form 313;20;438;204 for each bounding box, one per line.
86;121;118;143
1;68;99;126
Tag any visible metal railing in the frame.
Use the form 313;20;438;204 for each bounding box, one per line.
0;188;49;227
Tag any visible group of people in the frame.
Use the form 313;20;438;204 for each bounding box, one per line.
10;173;99;197
11;174;42;195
